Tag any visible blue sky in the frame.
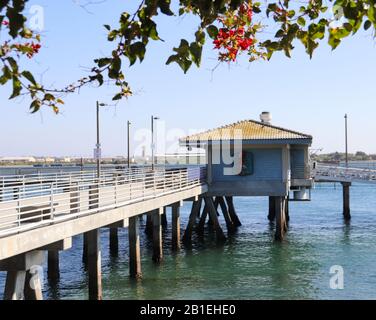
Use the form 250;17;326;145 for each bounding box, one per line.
0;0;375;157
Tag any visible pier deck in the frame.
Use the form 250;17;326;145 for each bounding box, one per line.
0;167;207;260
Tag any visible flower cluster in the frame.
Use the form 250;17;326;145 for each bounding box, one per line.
213;2;254;62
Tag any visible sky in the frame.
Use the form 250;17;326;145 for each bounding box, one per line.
0;0;376;158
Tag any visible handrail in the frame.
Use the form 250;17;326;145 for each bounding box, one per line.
312;164;376;182
0;166;207;237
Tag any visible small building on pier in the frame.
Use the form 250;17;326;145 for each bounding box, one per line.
180;112;313;200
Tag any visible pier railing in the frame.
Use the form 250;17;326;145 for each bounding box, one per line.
0;166;206;237
313;164;376;183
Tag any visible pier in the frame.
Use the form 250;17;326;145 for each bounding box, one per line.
1;117;374;300
313;164;376;220
0;167;206;300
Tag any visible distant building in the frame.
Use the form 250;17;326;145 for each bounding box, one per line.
0;156;36;163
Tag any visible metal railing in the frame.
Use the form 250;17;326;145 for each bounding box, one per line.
312;164;376;183
0;166;206;237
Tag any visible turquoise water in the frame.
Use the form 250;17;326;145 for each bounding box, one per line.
1;182;375;300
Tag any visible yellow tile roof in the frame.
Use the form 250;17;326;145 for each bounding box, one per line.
180;119;312;142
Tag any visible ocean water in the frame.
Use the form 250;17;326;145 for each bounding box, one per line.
1;182;376;300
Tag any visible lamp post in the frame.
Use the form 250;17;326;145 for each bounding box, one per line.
127;121;131;169
345;114;348;168
95;101;109;179
151;115;160;171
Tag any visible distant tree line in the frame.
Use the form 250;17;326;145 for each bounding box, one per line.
312;151;376;163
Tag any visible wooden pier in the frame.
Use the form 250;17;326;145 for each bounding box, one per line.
2;119;371;300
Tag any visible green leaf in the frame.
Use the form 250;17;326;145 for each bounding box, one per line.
189;42;202;67
21;71;37;85
206;25;218;39
297;17;306;27
30;100;41;113
112;93;122;101
158;0;174;16
9;76;22;99
6;6;25;38
364;20;372;30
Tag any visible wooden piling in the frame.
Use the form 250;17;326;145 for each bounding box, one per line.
128;216;142;278
145;212;153;237
109;228;119;257
82;232;89;265
87;228;102;300
204;197;226;243
24;269;43;300
197;203;208;235
161;207;168;228
171;203;181;250
152;209;163;263
342;182;351;220
268;196;276;222
225;196;242;227
4;271;26;300
84;184;99;265
275;197;287;241
217;197;236;233
47;251;60;281
1;251;44;300
182;198;202;244
285;196;290;223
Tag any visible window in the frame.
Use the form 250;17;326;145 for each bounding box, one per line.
239;151;254;176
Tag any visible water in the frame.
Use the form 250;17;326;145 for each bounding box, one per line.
1;182;376;300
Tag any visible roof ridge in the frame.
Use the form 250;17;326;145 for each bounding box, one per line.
246;119;313;139
179;118;312;141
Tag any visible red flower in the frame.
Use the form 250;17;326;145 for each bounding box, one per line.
2;20;9;26
247;9;253;21
238;38;253;50
213;39;222;49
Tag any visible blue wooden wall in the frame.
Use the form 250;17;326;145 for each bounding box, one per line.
290;148;305;179
212;148;283;182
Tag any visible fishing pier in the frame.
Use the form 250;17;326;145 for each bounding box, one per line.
1;114;374;300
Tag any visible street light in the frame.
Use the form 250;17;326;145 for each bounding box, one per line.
127;120;131;169
151;115;160;170
344;114;348;167
95;101;109;179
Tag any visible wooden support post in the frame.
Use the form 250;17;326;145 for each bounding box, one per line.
225;196;242;227
217;197;236;233
87;228;102;300
109;228;119;257
182;198;202;244
4;271;26;300
285;196;290;223
145;212;153;237
171;202;181;250
275;197;287;241
342;182;351;220
204;197;226;243
82;232;89;265
24;268;43;300
1;250;44;300
197;203;208;235
47;251;60;281
161;207;168;228
152;209;163;263
268;196;276;222
128;216;142;279
83;184;99;265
